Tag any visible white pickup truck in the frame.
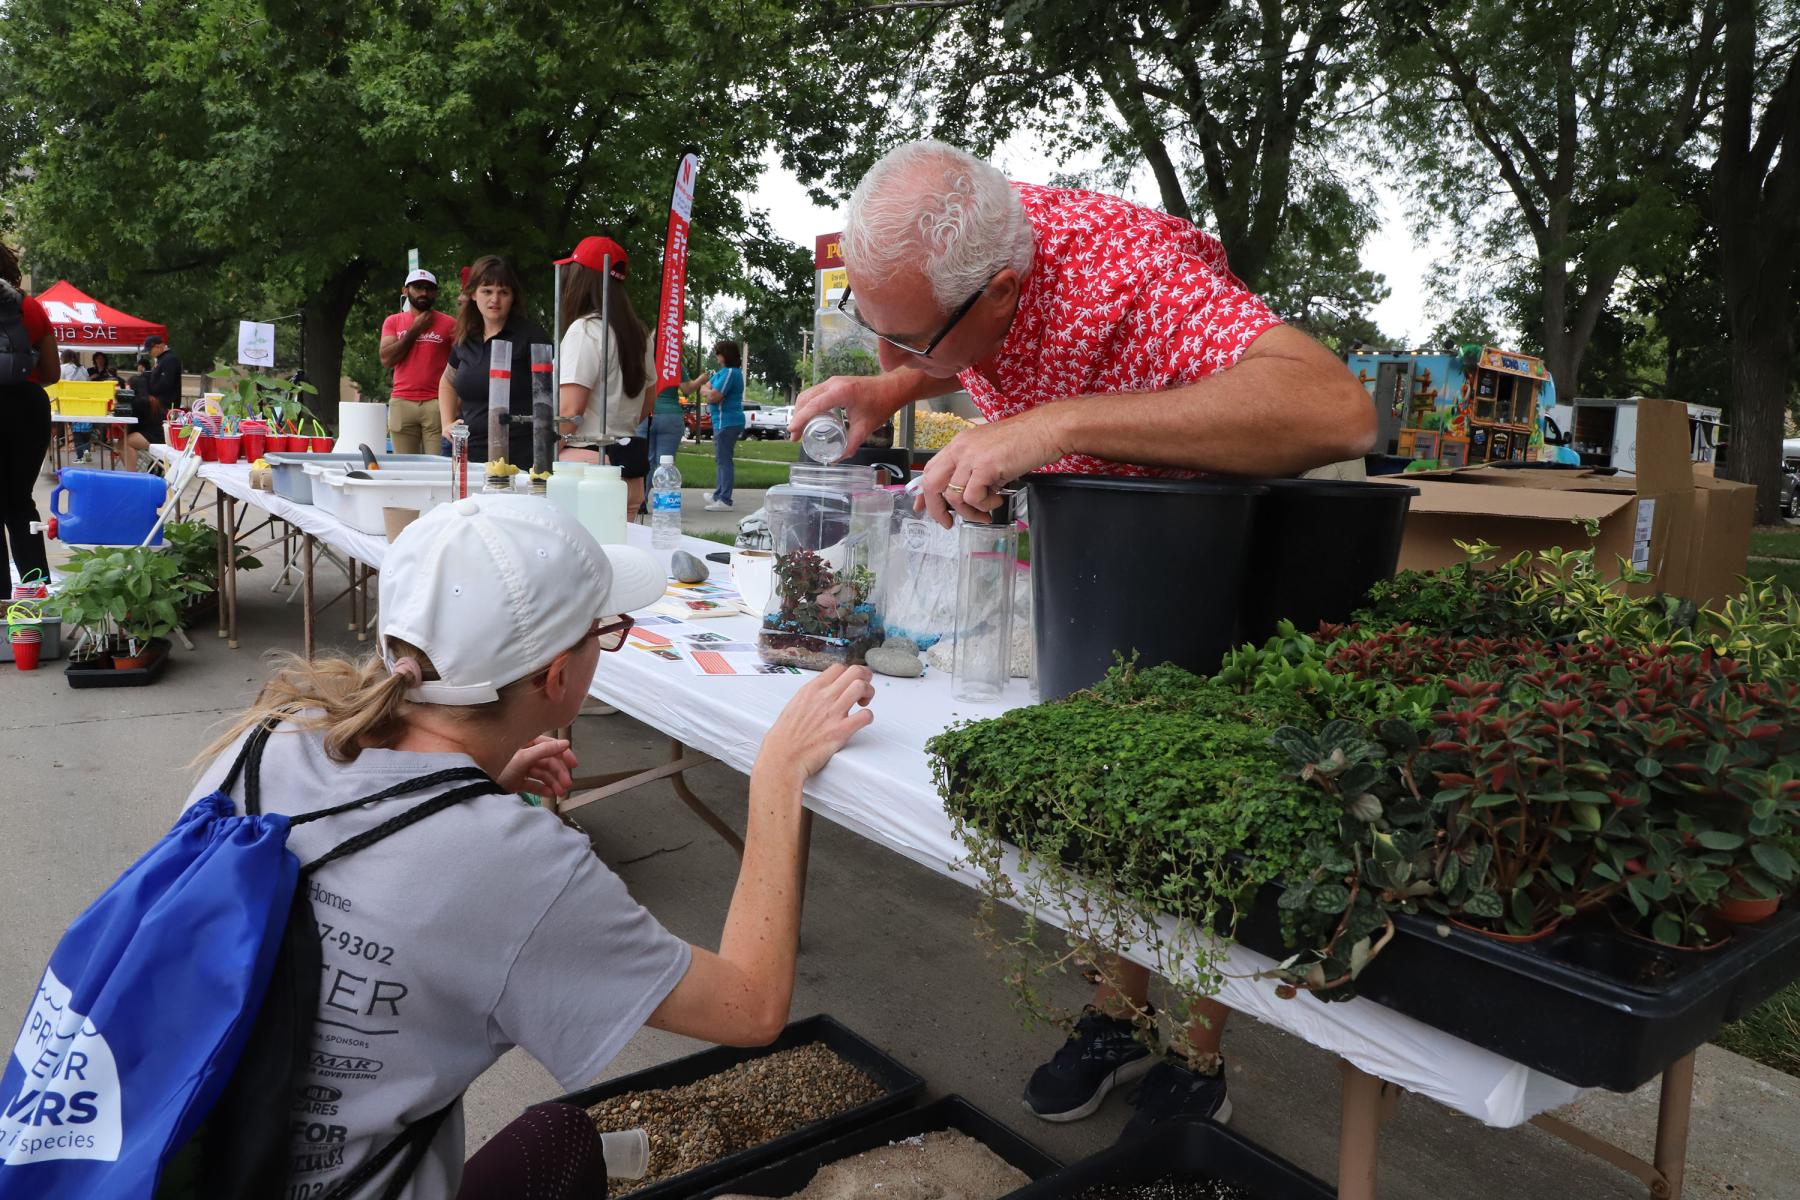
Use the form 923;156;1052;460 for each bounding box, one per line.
746;405;792;440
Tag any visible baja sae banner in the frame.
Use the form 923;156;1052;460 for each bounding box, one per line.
654;151;701;397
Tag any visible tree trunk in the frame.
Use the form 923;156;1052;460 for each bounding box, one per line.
300;259;371;426
1722;330;1790;523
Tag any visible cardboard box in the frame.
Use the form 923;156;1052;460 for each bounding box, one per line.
1373;398;1730;598
1680;477;1757;606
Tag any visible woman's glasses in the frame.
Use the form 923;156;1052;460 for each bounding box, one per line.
592;616;635;653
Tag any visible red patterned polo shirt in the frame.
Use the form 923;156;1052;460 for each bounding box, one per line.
957;182;1282;476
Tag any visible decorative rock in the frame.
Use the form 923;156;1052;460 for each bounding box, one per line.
670;550;710;584
865;645;924;678
882;636;918;656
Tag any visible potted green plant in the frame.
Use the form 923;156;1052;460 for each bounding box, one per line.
54;546;208;681
161;519;261;625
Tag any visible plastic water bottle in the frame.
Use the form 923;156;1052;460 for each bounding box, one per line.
650;455;683;549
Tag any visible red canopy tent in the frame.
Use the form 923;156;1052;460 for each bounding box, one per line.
33;280;169;352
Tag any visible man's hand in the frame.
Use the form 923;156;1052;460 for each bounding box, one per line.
790;375;899;453
757;665;875;781
915;403;1069;527
498;735;578;799
410;306;435;333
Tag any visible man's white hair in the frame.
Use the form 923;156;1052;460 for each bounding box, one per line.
842;140;1035;311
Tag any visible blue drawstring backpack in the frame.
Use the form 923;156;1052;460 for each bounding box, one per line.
0;717;497;1199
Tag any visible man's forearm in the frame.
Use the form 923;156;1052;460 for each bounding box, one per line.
1042;332;1375;476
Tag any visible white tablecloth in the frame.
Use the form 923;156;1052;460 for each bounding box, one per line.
50;414;137;426
152;450;390;567
588;524;1586;1129
148;469;1585;1127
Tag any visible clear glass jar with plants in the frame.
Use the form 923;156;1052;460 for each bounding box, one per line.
758;462;894;670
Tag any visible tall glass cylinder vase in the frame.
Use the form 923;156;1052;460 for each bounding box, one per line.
483;339;514;491
952;502;1017;703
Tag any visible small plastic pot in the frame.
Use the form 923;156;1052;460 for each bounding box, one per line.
1449;914;1565;944
1715;895;1781;926
166;424;189;449
10;640;40;670
196;434;218;462
241;431;267;461
310;435;334;452
213;435;243;464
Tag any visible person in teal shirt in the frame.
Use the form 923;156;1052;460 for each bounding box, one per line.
701;340;745;510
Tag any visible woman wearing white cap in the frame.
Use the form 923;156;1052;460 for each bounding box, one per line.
188;494;876;1198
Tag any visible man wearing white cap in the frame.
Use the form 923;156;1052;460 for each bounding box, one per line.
186;494;877;1198
379;268;456;453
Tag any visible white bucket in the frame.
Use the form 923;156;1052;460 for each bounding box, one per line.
333;402;391;456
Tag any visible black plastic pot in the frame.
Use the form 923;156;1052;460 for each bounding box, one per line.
544;1014;923;1199
695;1095;1060;1198
1027;474;1267;701
1229;888;1800;1091
64;638;171;688
1006;1117;1332;1199
1238;478;1417;647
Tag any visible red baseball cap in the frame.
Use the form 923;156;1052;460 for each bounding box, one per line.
556;236;629;277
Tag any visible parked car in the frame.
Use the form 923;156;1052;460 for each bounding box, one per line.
682;399;712;441
748;406;793;440
1782;464;1798;519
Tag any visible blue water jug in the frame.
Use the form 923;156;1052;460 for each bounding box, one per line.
49;469;165;546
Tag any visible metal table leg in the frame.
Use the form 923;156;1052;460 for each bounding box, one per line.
215;489;229;640
1529;1052;1694;1199
1337;1062;1400;1200
224;496;239;649
302;534;316;659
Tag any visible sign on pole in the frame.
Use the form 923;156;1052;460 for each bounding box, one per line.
407;247;420;273
237;320;277;368
654;151;701;398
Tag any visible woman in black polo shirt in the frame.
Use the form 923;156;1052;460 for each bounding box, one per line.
437;255;552;466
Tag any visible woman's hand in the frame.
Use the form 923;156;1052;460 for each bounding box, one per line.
757;665;875;781
499;736;578;798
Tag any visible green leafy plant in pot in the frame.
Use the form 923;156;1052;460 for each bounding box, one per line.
161;520;261;623
55;546;209;669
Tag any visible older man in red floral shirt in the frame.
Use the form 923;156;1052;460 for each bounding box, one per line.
792;141;1374;1137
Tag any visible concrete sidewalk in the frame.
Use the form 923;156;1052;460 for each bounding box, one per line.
3;506;1798;1197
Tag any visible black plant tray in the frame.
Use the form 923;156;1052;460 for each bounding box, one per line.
694;1095;1060;1198
547;1014;924;1200
1006;1117;1333;1199
64;639;172;688
1229;885;1800;1091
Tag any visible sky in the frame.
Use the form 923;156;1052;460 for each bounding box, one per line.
745;144;1443;347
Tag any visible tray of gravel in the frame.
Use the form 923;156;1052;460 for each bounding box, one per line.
697;1094;1061;1198
553;1014;924;1199
1004;1117;1332;1200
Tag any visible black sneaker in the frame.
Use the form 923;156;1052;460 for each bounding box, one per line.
1022;1007;1154;1122
1120;1055;1231;1141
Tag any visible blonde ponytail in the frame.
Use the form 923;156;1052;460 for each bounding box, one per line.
198;640;475;766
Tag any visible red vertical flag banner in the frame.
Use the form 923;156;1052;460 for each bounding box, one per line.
654;151;701;397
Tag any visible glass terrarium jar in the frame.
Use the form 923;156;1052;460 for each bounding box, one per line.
758;463;896;670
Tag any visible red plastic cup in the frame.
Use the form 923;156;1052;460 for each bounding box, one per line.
268;434;291;453
310;435;334;453
165;423;185;449
11;640;39;670
214;436;243;464
196;434;218;462
241;431;267;461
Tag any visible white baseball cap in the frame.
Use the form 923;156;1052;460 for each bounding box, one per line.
404;268;438;287
379;495;664;705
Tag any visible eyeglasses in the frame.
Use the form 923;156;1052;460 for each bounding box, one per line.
836;275;994;358
591;616;635;653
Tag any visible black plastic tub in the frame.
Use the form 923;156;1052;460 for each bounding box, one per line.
1237;478;1417;647
1028;474;1267;701
695;1095;1060;1198
1228;889;1800;1091
1006;1117;1332;1199
547;1014;924;1199
64;638;171;687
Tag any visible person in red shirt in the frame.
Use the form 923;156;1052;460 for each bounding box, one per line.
0;241;58;585
791;141;1376;1137
794;141;1373;529
379;268;457;454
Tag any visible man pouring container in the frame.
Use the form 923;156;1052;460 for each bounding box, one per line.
790;140;1374;1135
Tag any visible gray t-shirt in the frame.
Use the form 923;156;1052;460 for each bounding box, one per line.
187;722;692;1199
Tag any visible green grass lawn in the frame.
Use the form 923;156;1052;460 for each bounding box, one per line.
1749;525;1800;562
672;443;791;491
1717;980;1800;1078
